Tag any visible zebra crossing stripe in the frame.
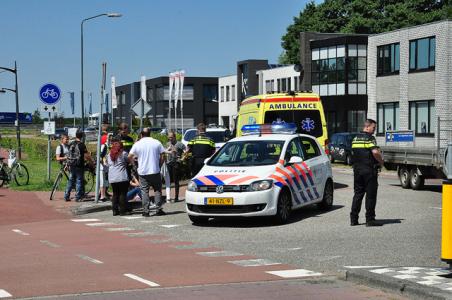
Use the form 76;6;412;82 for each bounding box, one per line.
71;219;100;222
197;251;244;257
0;289;12;298
228;258;281;267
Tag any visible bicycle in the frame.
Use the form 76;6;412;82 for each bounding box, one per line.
0;149;30;187
49;161;96;200
41;88;59;99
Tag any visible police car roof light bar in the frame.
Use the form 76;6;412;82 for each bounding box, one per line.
241;123;297;136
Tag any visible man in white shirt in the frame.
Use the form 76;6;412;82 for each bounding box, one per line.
128;128;166;217
55;134;69;164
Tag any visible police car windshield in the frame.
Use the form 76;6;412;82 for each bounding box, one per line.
208;140;284;166
264;110;323;137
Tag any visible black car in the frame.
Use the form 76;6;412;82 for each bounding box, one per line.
328;132;358;165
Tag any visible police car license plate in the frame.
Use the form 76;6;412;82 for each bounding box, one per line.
205;197;233;205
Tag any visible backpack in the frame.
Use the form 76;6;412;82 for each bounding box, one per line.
67;141;82;167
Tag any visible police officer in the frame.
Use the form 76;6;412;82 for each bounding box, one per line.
350;119;385;227
186;123;215;177
117;122;134;153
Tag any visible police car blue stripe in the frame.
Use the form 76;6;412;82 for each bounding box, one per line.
274;182;284;188
193;179;204;186
286;168;309;203
292;166;309;188
205;175;224;186
298;188;308;202
283;178;301;205
313;187;320;199
306;189;314;200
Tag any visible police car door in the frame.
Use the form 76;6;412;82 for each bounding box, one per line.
282;137;308;207
299;136;324;201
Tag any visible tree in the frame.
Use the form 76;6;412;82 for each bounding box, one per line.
32;109;42;124
280;0;449;64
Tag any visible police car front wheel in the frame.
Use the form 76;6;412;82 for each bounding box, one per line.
274;190;292;224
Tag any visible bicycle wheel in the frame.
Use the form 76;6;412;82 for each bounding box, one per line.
50;172;63;200
0;167;7;187
84;169;95;196
13;163;29;186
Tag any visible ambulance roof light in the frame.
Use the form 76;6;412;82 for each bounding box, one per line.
241;123;297;136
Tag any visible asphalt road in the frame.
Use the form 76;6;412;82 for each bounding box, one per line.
88;167;444;275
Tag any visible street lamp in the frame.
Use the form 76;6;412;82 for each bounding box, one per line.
81;13;122;133
0;61;21;159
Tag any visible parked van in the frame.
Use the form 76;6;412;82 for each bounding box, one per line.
236;92;329;151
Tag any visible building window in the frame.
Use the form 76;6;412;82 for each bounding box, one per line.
160;85;193;101
265;80;272;93
377;102;399;134
348;44;367;95
220;87;224;102
347;110;366;132
294;76;299;91
226;86;230;101
311;45;346;96
377;43;400;76
277;79;281;92
287;77;291;92
409;100;435;135
231;85;236;101
281;78;287;92
409;37;435;71
203;84;218;102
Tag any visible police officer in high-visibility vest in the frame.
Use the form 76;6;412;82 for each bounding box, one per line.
186;123;215;177
117;122;134;153
350;119;385;227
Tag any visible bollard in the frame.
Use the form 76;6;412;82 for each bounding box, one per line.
442;180;452;269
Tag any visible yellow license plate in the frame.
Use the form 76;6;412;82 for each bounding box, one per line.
205;197;234;205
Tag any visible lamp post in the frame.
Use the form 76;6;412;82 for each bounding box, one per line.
0;61;21;159
81;13;121;133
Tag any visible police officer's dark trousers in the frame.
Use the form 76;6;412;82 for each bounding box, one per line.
350;167;378;222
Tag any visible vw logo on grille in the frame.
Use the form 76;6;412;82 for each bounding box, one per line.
216;185;224;194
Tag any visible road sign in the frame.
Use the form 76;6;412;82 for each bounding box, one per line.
41;105;58;113
0;112;32;124
43;121;56;135
39;83;61;105
131;98;152;117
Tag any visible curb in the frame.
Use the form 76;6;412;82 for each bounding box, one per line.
345;269;452;300
71;202;112;216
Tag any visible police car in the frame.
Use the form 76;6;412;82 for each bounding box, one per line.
185;123;334;224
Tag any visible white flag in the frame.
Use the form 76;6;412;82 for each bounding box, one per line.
174;71;180;109
111;76;117;109
169;72;175;109
179;70;185;108
140;75;146;101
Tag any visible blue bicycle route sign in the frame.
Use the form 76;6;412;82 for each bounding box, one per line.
39;83;61;105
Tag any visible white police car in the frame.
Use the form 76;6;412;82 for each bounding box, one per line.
185;123;334;224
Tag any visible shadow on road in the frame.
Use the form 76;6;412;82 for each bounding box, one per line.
334;182;349;189
389;184;442;193
195;205;345;228
378;218;404;225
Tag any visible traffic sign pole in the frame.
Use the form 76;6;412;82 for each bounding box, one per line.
47;112;51;182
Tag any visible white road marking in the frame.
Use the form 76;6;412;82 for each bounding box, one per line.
196;251;244;257
430;207;442;210
287;247;303;251
159;224;180;228
76;254;103;264
121;216;143;220
12;229;29;236
71;219;100;222
123;232;155;237
228;258;281;267
105;227;135;232
266;269;323;278
344;266;387;269
40;240;60;248
393;274;417;279
417;280;442;286
0;289;12;298
370;268;395;274
86;222;115;227
124;273;160;287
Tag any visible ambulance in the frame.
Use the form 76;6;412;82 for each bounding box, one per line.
185;123;334;225
235;92;329;153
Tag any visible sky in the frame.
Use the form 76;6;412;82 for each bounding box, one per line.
0;0;317;117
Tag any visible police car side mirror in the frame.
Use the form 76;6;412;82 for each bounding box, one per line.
288;156;303;164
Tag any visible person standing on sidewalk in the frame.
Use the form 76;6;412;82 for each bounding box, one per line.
107;139;131;216
350;119;385;227
128;128;166;217
166;131;185;202
117;122;134;153
186;123;215;177
64;130;93;202
55;134;69;164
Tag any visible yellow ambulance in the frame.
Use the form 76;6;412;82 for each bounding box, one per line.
236;92;329;151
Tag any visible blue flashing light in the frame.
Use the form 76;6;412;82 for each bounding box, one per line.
241;123;297;135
